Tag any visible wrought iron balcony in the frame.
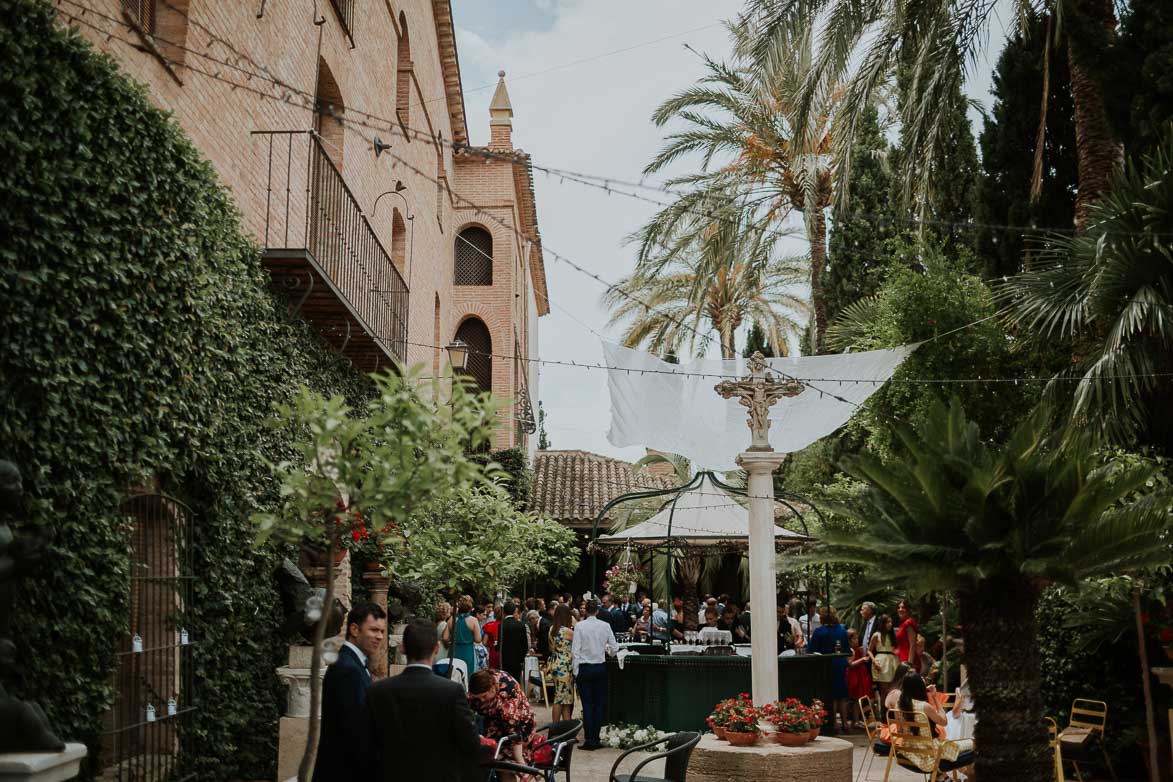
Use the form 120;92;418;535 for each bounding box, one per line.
253;130;408;370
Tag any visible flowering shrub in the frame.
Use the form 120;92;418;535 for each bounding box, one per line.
602;561;649;595
760;698;827;733
600;723;671;749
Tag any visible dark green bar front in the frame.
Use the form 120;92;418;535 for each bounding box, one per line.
604;654;842;733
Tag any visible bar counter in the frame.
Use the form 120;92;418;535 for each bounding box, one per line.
604;652;846;733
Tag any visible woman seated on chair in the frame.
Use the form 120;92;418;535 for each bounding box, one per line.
634;603;652;641
468;669;545;772
547;603;575;723
898;671;948;730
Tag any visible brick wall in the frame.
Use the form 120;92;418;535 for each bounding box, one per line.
62;0;546;449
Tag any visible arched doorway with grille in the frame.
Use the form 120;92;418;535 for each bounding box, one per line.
454;317;492;397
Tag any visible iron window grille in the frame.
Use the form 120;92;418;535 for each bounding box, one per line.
455;227;493;286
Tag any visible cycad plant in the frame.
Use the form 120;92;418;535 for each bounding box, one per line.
997;134;1173;454
606;216;808;359
810;399;1173;780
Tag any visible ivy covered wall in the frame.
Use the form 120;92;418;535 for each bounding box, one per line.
0;4;371;778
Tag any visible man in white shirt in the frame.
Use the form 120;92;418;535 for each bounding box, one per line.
571;599;618;750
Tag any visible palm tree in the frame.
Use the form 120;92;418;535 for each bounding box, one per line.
996;134;1173;454
633;24;838;349
606;216;808;359
808;399;1173;780
737;0;1121;228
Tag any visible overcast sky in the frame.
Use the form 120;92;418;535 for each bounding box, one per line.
451;0;1010;462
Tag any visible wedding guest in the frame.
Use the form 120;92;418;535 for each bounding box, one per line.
634;603;652;641
809;606;850;732
846;628;873;729
884;662;911;711
442;595;481;676
717;605;738;633
895;600;918;664
870;615;900;703
468;669;545;770
571;599;618;750
367;619;481;782
315;603;385;782
498;601;528;684
547;603;576;723
435;601;452;660
857;601;878;649
482;604;503;670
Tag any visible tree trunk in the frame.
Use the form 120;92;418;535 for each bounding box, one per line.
960;581;1052;781
1132;587;1160;782
298;535;336;782
1066;0;1122;229
807;209;828;352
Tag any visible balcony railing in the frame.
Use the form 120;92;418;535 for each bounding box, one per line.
253;130;408;369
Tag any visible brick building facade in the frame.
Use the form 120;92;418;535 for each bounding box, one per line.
64;0;548;452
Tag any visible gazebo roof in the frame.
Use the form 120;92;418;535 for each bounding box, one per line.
593;473;812;551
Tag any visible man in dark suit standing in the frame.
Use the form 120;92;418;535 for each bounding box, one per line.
367;619;483;782
618;594;638;632
498;601;528;683
313;602;386;782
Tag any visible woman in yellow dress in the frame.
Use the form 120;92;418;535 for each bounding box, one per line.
547;603;575;722
869;613;900;702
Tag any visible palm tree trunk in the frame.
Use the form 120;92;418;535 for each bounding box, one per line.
960;581;1052;781
1066;0;1122;229
1133;587;1160;782
808;209;828;351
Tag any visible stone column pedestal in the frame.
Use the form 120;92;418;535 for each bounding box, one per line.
0;744;86;782
362;571;391;679
276;645;325;782
737;449;787;707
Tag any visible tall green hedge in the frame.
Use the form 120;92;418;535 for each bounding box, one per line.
1;4;371;778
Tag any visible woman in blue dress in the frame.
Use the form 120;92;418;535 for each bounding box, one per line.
441;594;481;677
809;606;851;733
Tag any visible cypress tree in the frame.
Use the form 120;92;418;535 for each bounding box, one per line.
975;15;1078;280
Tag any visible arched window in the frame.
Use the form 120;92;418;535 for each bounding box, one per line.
455;226;493;286
455;317;492;395
391;209;406;275
314;58;345;169
396;12;411;127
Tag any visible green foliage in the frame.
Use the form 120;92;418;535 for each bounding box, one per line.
398;488;578;597
473;447;533;509
997;133;1173;454
742;322;776;357
974;14;1078;280
825;240;1029;455
824;105;898;324
1100;0;1173;159
0;5;372;778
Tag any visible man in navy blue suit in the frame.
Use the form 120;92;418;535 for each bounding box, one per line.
313;602;386;782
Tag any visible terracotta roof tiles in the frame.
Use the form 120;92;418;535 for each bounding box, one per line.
530;449;678;528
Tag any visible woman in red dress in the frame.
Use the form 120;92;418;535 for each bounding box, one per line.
845;628;872;729
482;603;502;670
895;600;918;663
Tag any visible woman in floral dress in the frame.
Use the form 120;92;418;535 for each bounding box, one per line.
547;603;575;722
468;669;544;768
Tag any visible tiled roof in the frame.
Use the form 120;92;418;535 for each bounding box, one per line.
531;450;678;528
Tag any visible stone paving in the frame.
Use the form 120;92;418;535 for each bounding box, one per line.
528;704;926;781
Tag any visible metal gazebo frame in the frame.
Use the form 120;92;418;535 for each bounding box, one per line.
587;470;832;644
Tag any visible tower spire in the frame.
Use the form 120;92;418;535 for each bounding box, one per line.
489;70;513;149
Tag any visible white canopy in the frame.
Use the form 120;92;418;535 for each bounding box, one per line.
594;474;811;549
603;341;918;470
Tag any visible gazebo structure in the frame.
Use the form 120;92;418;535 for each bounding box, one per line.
588;471;828;626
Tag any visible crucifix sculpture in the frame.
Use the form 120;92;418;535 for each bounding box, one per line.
714;352;805;452
714;352;805;706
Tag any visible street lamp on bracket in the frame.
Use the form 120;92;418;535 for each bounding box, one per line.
371;180;416;288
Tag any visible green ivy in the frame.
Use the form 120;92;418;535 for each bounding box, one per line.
0;4;372;779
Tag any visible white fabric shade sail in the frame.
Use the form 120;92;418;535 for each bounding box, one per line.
593;474;811;549
602;341;919;471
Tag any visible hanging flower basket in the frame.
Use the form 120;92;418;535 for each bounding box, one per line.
602;561;649;595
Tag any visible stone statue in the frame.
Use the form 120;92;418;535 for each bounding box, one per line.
714;352;805;451
0;460;65;753
275;558;344;641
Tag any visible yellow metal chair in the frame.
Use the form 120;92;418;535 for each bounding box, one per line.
1059;699;1117;782
882;709;973;782
856;696;890;782
1046;717;1065;782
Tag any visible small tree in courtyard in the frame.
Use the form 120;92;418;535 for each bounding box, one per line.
251;368;499;782
809;400;1173;781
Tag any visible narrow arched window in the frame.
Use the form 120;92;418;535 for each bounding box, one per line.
314;58;345;169
455;318;492;395
396;12;411;127
455;226;492;286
